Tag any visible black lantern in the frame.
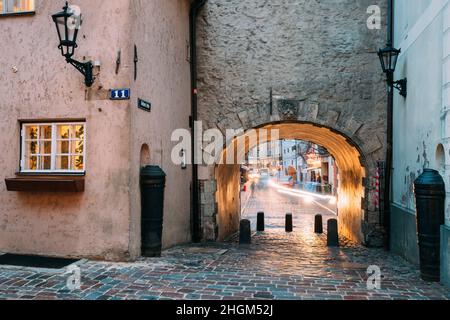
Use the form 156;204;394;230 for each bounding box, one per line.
377;45;407;97
52;2;94;87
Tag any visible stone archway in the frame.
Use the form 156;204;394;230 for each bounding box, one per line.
197;105;385;247
195;0;387;248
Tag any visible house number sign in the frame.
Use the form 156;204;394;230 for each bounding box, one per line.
110;88;131;100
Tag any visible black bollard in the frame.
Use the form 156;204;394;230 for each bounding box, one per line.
315;214;323;234
285;213;293;232
414;169;446;282
257;212;265;232
327;219;339;247
239;219;251;244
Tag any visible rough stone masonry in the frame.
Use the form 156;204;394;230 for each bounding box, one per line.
195;0;388;246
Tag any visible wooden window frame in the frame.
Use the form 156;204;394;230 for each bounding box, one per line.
20;121;87;174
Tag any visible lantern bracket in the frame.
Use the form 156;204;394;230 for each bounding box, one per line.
66;57;94;87
392;78;407;98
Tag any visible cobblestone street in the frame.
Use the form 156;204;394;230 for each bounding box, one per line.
0;178;449;300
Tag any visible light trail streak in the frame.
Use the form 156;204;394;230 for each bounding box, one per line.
268;179;338;215
276;189;337;215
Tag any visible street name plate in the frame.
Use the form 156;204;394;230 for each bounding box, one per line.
138;98;151;112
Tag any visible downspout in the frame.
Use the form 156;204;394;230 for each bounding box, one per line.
384;0;394;250
190;0;206;243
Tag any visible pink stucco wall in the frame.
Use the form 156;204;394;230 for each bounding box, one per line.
128;0;192;257
0;0;192;261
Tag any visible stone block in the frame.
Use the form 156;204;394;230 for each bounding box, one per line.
298;102;319;122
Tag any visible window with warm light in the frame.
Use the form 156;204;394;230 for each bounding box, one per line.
0;0;34;15
20;122;86;173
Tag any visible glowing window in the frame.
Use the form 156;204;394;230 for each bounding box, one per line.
1;0;34;14
21;122;86;173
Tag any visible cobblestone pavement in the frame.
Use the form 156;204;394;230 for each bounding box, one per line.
0;179;449;300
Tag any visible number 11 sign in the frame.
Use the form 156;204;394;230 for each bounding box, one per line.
110;88;131;100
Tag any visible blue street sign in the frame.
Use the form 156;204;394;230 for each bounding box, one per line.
110;88;130;100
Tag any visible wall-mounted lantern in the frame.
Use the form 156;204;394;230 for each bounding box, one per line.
52;2;94;87
377;45;407;98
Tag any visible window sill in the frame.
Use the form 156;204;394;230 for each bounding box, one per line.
5;176;85;192
0;11;35;18
16;172;86;177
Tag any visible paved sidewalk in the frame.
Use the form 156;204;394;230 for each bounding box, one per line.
0;178;449;300
0;230;449;300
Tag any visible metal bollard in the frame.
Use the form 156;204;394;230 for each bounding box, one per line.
257;212;265;232
414;169;446;282
239;219;251;244
315;214;323;234
327;219;339;247
285;213;293;232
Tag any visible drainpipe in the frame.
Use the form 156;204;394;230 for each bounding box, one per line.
190;0;206;243
383;0;394;250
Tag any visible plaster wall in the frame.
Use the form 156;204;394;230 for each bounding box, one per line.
392;0;450;287
0;0;192;261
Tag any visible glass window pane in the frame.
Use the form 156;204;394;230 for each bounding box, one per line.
57;125;71;139
25;126;38;140
12;0;34;12
39;125;52;140
72;140;84;154
56;156;69;170
39;156;51;170
25;156;37;170
39;141;52;155
0;1;3;13
57;140;70;154
75;125;84;139
71;156;84;171
25;141;39;156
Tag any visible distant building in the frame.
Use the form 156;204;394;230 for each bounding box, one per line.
247;140;281;169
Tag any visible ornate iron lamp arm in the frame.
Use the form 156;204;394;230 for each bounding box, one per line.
393;79;407;98
66;58;94;87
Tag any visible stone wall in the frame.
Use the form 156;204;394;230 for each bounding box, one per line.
196;0;388;245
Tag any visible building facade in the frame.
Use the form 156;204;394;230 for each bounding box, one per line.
391;0;450;287
247;140;281;170
0;0;193;261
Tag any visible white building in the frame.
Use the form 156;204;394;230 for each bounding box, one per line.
391;0;450;287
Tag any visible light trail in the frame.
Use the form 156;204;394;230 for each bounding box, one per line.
268;179;338;215
276;189;337;216
268;180;336;201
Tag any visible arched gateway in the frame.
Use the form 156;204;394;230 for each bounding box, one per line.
197;105;385;247
195;0;387;247
220;121;367;243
